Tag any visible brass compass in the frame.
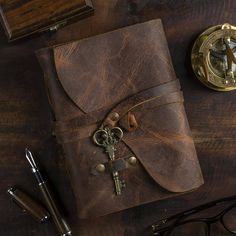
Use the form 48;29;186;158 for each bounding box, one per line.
192;23;236;91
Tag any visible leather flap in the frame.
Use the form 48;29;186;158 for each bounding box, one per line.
121;102;203;193
53;20;177;114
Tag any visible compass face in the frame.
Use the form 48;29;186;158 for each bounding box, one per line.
192;23;236;91
209;38;236;78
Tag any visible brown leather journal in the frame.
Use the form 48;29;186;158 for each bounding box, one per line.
36;19;204;219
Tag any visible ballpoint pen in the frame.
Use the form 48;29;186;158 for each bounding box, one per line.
25;148;72;236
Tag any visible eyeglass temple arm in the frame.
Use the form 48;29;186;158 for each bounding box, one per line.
151;195;236;231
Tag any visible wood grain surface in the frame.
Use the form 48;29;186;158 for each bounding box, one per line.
0;0;93;40
0;0;236;235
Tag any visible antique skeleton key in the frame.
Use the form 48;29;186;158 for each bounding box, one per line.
93;126;125;195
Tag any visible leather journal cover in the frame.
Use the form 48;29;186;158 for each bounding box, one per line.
36;19;204;219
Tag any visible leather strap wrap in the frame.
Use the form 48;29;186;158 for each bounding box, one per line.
91;157;135;176
55;91;184;143
103;80;180;127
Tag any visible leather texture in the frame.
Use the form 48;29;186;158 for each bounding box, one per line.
36;19;204;219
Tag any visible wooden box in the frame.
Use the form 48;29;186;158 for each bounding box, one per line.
0;0;94;41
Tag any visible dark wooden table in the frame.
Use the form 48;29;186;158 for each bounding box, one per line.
1;0;236;235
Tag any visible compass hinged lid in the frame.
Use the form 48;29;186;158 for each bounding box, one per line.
192;23;236;91
0;0;94;41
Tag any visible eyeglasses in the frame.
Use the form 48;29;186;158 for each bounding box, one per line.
150;196;236;236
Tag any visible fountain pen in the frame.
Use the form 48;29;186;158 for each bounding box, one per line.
25;148;72;236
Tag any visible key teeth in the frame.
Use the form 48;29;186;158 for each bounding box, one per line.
115;180;126;195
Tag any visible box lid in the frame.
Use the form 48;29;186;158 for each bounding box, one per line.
0;0;94;41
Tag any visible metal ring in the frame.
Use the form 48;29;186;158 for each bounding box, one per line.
111;127;123;141
93;129;108;146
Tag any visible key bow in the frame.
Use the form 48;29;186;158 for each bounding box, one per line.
93;126;123;147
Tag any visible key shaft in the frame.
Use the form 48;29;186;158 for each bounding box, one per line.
105;144;122;195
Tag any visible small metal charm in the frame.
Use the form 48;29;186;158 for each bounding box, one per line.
128;156;138;165
95;164;106;173
93;126;125;195
192;23;236;91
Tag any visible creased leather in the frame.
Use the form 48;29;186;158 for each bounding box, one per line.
36;19;204;219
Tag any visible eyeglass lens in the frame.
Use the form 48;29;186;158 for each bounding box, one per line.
223;206;236;233
166;206;236;235
168;222;208;236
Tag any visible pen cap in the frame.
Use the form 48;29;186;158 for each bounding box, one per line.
7;187;50;223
